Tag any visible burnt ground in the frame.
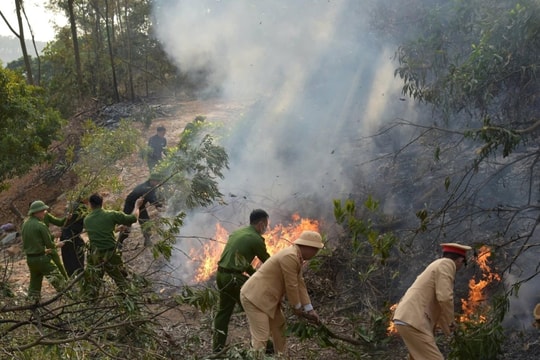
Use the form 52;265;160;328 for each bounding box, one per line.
0;98;538;359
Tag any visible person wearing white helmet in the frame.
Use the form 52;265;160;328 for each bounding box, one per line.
240;230;324;357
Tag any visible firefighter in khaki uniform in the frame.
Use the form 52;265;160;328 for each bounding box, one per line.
21;200;69;301
392;243;472;360
82;193;143;299
240;231;324;357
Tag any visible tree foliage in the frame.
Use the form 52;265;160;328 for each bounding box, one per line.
372;0;540;250
382;0;540;154
35;0;197;113
369;0;540;355
66;119;143;200
0;65;64;191
152;116;229;211
0;113;229;358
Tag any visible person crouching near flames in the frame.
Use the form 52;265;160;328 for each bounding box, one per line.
240;230;324;358
392;242;472;360
21;200;69;302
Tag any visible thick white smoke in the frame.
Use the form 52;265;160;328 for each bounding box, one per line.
152;1;540;334
152;1;418;284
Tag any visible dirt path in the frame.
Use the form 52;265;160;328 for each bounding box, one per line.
0;98;247;298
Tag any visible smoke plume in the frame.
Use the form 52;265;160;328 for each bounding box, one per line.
152;0;419;284
153;0;416;226
152;1;540;331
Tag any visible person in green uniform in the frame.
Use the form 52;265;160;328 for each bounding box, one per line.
21;200;69;302
82;193;143;299
212;209;271;353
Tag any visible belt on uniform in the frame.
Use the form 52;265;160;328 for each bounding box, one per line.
26;253;45;257
217;266;243;274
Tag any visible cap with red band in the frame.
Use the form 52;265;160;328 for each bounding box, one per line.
440;243;472;256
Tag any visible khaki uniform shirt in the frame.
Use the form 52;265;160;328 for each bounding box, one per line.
393;258;456;336
240;245;311;319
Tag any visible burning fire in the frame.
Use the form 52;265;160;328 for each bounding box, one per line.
459;245;500;323
387;303;398;334
190;213;319;282
387;245;500;335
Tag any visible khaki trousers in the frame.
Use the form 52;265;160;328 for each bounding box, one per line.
240;293;286;356
395;324;444;360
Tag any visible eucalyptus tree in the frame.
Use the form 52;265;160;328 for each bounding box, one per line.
372;0;540;265
50;0;84;98
0;65;64;191
370;1;540;356
0;0;36;84
44;0;180;104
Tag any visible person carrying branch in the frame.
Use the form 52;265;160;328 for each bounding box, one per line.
117;173;163;248
21;200;69;302
392;243;472;360
82;193;143;299
240;230;324;358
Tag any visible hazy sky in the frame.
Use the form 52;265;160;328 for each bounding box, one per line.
0;1;66;42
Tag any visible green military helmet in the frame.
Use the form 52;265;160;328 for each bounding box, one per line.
148;172;163;182
28;200;49;215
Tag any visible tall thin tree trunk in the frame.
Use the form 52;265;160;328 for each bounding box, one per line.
104;0;119;102
68;0;83;99
20;4;40;85
123;0;135;101
14;0;33;85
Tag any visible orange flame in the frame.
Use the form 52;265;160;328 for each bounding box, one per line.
387;303;398;335
387;245;500;335
190;214;319;282
460;245;500;323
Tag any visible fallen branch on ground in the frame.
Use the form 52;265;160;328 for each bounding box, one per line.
299;313;369;346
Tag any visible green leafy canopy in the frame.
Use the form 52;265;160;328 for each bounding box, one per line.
0;66;65;191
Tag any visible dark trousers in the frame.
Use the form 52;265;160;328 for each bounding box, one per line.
212;271;248;352
117;217;152;247
61;236;85;277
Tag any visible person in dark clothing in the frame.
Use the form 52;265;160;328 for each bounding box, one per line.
212;209;271;353
147;126;167;171
59;200;87;277
117;174;163;247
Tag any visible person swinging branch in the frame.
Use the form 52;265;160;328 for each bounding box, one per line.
240;230;324;357
117;173;163;248
82;193;144;299
212;209;271;353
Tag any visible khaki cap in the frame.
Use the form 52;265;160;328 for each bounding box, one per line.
293;231;324;249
